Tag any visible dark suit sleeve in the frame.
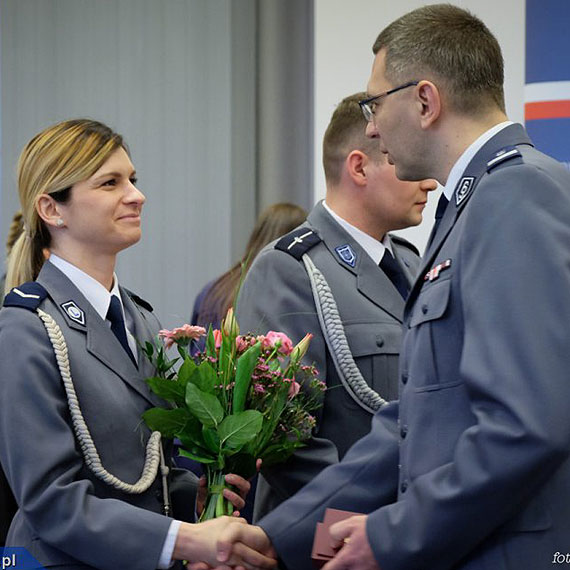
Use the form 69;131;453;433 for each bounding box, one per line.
0;308;172;570
236;247;341;506
367;164;570;569
259;402;400;570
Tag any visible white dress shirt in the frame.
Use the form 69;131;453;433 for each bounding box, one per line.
443;121;513;201
322;200;393;265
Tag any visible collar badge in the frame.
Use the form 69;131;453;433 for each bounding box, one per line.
335;244;356;267
61;300;86;326
455;176;475;206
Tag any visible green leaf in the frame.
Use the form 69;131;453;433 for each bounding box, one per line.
196;361;217;392
225;452;257;479
233;341;262;413
145;376;185;405
218;410;263;449
142;407;190;438
206;325;216;358
202;427;222;453
177;357;197;388
255;385;290;453
177;413;204;441
178;448;217;464
218;334;233;385
185;383;224;428
178;431;210;456
177;343;188;361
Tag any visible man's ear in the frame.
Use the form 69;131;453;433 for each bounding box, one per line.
346;150;368;187
36;194;64;229
417;80;441;129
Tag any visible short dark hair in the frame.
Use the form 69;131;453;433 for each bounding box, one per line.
373;4;505;114
323;92;383;185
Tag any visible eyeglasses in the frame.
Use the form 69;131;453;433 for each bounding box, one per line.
358;81;419;122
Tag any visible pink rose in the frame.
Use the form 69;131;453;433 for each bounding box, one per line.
262;331;294;355
159;324;206;349
213;329;223;349
286;379;301;398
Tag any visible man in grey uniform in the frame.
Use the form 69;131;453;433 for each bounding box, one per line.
236;92;436;520
215;5;570;570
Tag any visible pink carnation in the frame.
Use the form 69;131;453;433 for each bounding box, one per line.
236;335;252;353
159;324;206;349
262;331;294;355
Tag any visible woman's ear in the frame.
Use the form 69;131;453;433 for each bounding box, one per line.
36;194;65;229
417;80;441;129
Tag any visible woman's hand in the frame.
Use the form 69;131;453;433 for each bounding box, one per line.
196;474;250;517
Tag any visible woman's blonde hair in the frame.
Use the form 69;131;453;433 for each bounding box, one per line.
4;119;125;293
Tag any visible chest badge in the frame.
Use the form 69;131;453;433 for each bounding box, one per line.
424;259;452;282
335;244;356;267
61;300;86;326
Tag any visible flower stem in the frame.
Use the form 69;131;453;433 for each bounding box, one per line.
199;469;231;521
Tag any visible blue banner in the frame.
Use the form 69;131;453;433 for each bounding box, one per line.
0;549;44;570
525;0;570;169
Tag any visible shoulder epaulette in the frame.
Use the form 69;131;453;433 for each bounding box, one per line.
486;146;523;173
275;227;322;260
3;282;48;311
124;288;153;312
389;234;420;257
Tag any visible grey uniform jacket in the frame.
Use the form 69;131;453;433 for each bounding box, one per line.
236;202;420;519
0;261;196;570
259;124;570;570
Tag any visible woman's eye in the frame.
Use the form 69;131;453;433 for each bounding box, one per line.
101;179;116;187
129;177;138;185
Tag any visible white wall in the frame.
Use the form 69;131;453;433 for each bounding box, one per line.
314;0;525;254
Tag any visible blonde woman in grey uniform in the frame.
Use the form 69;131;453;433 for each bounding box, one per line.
0;119;276;570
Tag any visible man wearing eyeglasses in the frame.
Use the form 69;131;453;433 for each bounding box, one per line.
207;5;570;570
235;92;436;522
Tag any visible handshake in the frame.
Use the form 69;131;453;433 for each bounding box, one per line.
174;517;276;570
173;509;374;570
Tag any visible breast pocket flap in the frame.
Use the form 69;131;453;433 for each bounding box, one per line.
345;322;402;356
410;279;451;327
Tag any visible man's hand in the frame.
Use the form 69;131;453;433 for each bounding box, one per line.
176;518;276;570
323;515;381;570
216;522;276;570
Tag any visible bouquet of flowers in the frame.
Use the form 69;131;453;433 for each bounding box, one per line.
141;308;325;521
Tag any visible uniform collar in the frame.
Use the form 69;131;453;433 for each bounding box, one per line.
48;254;123;322
443;121;513;201
322;200;392;265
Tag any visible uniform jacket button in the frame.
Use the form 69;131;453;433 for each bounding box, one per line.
400;425;408;439
375;335;384;347
421;304;428;314
400;481;408;493
401;373;408;385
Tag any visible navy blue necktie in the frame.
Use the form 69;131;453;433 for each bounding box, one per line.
106;295;137;366
433;193;450;237
380;250;410;299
